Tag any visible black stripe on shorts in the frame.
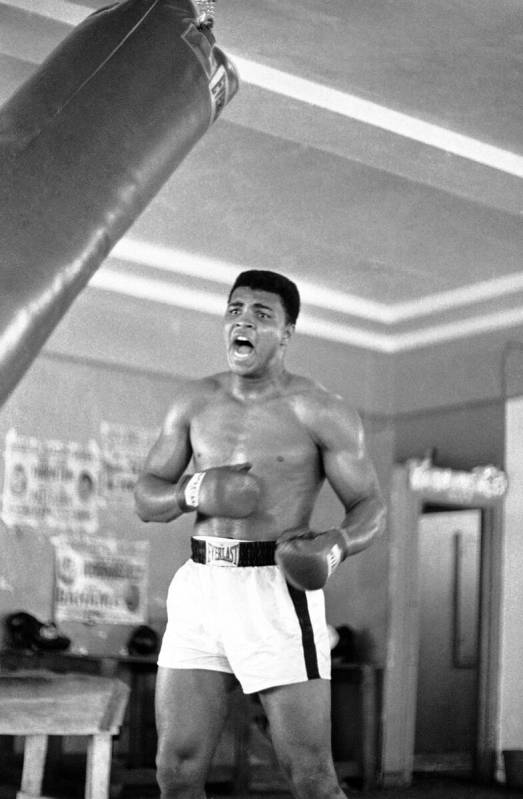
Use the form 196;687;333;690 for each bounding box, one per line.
286;582;320;679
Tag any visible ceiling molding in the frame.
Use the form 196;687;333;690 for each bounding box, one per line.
111;238;523;326
111;238;393;323
387;272;523;322
91;262;523;354
390;305;523;353
89;268;396;352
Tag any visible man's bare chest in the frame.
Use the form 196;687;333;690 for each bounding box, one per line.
189;396;318;471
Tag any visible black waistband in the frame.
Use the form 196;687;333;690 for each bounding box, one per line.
191;537;276;567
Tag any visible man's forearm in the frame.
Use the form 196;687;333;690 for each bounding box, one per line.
135;464;262;524
339;493;386;556
275;492;387;591
134;474;184;523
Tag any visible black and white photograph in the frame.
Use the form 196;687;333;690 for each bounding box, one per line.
0;1;522;798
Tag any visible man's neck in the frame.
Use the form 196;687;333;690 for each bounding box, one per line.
228;364;290;401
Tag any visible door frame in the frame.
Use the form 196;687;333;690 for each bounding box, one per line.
380;462;506;786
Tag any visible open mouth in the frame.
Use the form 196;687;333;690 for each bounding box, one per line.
232;335;255;359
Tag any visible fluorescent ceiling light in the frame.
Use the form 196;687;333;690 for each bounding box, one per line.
233;56;523;179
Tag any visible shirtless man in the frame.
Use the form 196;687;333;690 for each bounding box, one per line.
134;269;386;799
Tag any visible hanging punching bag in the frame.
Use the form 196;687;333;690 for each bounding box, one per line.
0;0;238;407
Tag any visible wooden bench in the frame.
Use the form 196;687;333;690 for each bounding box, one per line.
0;670;129;799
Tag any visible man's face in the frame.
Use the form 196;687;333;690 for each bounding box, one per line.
224;286;293;376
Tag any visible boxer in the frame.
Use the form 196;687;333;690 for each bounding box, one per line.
134;269;386;799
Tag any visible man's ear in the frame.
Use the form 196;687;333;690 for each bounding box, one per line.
281;323;295;345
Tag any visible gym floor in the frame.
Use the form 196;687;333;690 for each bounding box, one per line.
0;746;519;799
0;772;520;799
161;774;523;797
240;774;521;799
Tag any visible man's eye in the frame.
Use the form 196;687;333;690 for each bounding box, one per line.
228;307;240;315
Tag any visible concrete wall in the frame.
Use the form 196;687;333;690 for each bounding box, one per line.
394;399;505;471
393;329;513;415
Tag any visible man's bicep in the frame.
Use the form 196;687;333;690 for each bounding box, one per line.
142;421;192;484
323;442;380;509
320;405;380;508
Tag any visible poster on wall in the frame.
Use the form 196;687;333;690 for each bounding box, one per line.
53;534;150;625
100;421;159;500
1;428;100;532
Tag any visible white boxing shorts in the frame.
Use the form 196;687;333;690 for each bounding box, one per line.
157;536;331;694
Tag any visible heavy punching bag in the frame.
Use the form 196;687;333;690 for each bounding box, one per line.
0;0;238;407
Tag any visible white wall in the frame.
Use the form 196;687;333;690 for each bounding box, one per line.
499;398;523;767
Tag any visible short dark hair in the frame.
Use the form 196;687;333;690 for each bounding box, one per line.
227;270;301;325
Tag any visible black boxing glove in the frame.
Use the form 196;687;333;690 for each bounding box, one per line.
275;528;346;591
176;463;260;517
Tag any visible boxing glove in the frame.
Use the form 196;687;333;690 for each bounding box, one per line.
275;528;346;591
176;463;260;517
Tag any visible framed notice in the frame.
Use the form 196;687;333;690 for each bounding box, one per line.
54;534;149;625
1;428;100;533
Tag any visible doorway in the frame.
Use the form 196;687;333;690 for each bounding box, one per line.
380;465;505;787
414;508;481;776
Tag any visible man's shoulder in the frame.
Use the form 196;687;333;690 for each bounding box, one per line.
287;374;362;430
183;373;225;393
286;373;344;408
285;371;322;394
166;374;224;415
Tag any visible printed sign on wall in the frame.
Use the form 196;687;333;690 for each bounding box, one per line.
100;421;159;500
1;428;100;532
54;534;149;625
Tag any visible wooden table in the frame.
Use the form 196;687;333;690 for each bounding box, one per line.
0;651;381;793
0;670;129;799
0;650;157;770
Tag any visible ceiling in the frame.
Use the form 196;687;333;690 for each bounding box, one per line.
1;0;523;354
